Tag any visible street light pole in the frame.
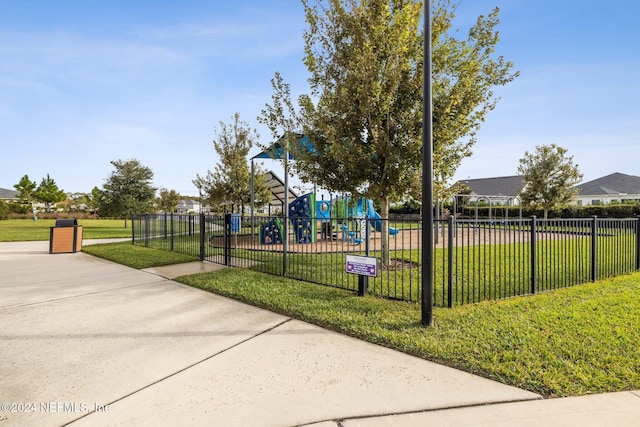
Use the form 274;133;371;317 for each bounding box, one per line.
422;0;434;326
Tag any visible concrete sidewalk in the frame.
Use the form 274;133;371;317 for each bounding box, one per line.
1;241;638;426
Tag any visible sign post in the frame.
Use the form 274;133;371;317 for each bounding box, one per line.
346;255;377;296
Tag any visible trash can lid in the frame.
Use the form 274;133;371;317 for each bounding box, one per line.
55;218;78;227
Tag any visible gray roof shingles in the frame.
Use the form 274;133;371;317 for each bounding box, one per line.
455;175;525;198
0;187;18;200
575;173;640;196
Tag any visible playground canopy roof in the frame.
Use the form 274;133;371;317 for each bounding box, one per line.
250;134;313;213
251;134;314;160
264;170;299;208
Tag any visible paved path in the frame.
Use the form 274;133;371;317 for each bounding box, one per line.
1;240;638;426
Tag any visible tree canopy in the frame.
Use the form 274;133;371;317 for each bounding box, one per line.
157;188;181;213
14;175;37;204
100;159;156;221
34;174;67;212
260;0;518;209
84;187;103;214
199;113;271;213
517;144;583;218
259;0;517;263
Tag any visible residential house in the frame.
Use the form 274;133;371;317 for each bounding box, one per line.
454;175;525;205
176;199;202;214
573;172;640;206
0;187;18;202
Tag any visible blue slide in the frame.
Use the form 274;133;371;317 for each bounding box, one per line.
366;199;399;236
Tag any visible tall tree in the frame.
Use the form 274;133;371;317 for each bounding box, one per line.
157;188;181;213
517;144;582;219
100;159;156;226
34;174;67;212
200;113;271;213
259;0;517;263
14;175;37;205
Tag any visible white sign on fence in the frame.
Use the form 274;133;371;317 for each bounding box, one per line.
345;255;378;277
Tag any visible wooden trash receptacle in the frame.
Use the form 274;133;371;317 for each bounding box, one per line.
49;219;83;254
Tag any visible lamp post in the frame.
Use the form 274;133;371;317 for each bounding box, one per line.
422;0;434;326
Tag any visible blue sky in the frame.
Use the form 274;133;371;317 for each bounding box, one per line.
1;0;638;196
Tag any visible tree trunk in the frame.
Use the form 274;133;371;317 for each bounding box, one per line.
380;197;391;267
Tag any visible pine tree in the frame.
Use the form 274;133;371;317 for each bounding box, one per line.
34;174;67;213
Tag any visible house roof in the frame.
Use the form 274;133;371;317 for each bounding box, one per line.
455;176;525;198
0;187;18;200
575;172;640;196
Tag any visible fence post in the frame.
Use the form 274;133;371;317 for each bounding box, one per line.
170;213;174;251
144;214;150;247
224;213;231;266
131;212;135;245
161;212;166;240
447;215;454;308
530;215;537;294
357;215;371;297
591;215;598;282
636;216;640;271
199;213;205;261
283;214;288;277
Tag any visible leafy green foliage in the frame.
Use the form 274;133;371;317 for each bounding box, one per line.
99;158;156;219
260;0;518;204
0;200;8;220
84;186;103;214
260;0;518;264
198;113;271;212
518;144;583;218
157;188;181;213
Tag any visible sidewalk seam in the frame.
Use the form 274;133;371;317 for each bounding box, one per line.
297;396;543;427
0;281;167;311
62;317;294;426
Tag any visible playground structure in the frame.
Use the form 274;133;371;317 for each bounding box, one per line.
258;192;399;245
248;134;402;248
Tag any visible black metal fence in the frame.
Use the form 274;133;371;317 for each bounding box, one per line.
132;213;640;307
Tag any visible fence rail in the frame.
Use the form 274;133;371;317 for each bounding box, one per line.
132;213;639;307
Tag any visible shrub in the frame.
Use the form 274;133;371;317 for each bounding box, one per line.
0;201;8;220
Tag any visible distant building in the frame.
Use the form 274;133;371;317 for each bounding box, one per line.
176;199;202;214
454;175;525;205
0;187;18;202
573;172;640;206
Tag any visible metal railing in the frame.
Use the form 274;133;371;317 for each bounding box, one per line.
132;213;639;307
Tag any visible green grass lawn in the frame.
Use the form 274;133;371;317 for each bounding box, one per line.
83;241;198;269
0;218;131;241
76;241;640;398
138;229;638;308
